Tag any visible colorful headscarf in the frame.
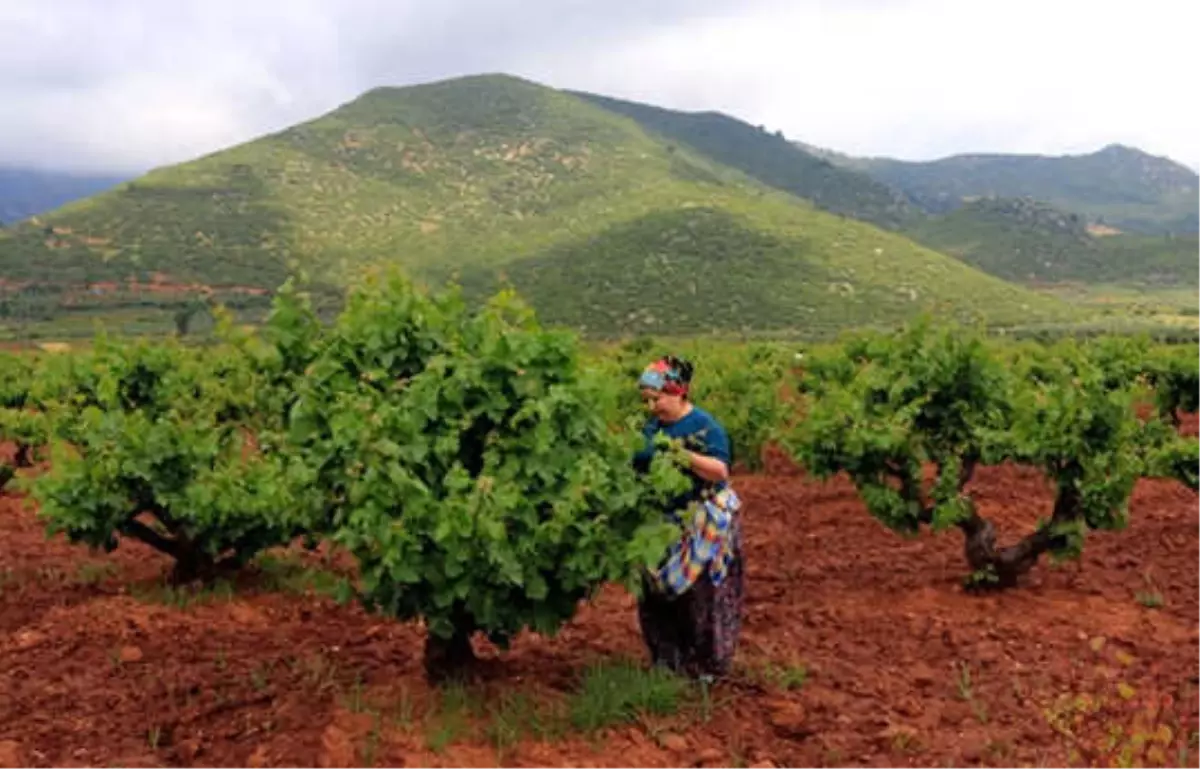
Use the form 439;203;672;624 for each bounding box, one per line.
638;357;689;396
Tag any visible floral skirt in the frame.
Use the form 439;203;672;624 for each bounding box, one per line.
636;515;744;678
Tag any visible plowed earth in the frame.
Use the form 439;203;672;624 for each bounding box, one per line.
2;422;1197;767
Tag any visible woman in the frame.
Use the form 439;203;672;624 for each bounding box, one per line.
631;355;744;679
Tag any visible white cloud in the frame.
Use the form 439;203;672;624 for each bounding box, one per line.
567;0;1199;164
0;0;1195;172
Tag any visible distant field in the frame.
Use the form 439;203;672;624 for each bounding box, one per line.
1035;283;1198;328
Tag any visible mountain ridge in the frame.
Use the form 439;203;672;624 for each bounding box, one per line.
567;91;918;231
907;196;1198;286
0;73;1079;338
0;167;128;225
799;140;1199;235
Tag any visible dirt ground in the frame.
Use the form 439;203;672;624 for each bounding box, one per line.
2;426;1197;768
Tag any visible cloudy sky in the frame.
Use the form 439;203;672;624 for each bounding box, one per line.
2;0;1196;174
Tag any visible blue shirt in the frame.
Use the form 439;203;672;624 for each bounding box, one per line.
632;405;732;514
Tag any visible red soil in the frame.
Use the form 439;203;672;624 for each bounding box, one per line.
1;447;1197;767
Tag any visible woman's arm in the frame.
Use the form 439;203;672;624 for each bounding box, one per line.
685;450;729;482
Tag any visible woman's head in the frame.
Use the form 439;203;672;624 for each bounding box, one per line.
638;355;694;422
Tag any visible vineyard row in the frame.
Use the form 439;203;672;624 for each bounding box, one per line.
1;271;1196;676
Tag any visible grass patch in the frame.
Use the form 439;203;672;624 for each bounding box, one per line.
1135;570;1167;609
485;690;565;758
293;650;341;696
359;712;383;767
250;662;272;692
402;658;691;753
424;681;476;753
759;661;808;691
738;655;809;692
76;561;118;586
955;662;989;724
1136;591;1165;609
255;553;343;598
124;555;341;609
342;670;371;714
183;651;734;760
130;577;236;608
567;659;688;733
0;567;15;593
391;687;416;731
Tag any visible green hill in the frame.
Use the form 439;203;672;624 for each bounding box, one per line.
1092;233;1200;286
0;74;1078;338
909;197;1199;286
908;197;1094;282
568;92;917;230
454;202;1075;336
798;139;1199;287
824;144;1199;235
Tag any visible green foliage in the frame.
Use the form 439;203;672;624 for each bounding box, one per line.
1143;344;1200;422
0;351;56;487
0;351;34;409
24;338;310;580
284;269;690;651
1155;435;1198;492
790;320;1176;581
1081;335;1153;392
1004;342;1144;533
688;342;794;471
211;280;325;452
791;320;1009;534
1142;340;1200;491
0;406;47;489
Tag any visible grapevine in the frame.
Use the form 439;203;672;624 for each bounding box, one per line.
284;270;689;680
790;320;1162;588
26;338;311;582
0;351;58;489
